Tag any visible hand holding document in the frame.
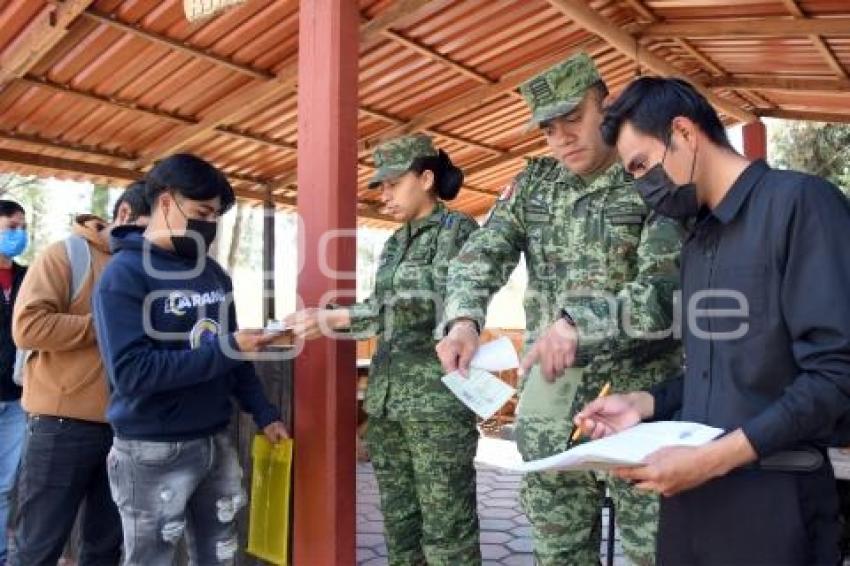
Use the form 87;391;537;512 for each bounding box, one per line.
441;336;520;420
468;336;520;373
263;319;294;348
476;421;724;473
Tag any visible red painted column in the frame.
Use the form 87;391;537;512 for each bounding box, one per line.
294;0;358;564
743;119;767;160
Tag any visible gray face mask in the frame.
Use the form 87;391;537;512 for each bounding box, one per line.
634;138;700;219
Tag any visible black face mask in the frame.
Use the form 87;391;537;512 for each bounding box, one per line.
635;138;700;219
167;199;218;260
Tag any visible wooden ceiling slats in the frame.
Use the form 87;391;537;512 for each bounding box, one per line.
0;0;848;228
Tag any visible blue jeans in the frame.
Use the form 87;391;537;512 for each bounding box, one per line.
108;433;245;566
0;401;25;561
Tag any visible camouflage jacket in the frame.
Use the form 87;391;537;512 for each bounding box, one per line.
444;158;684;398
349;202;479;420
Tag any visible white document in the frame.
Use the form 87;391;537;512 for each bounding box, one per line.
265;319;290;333
469;336;520;373
476;421;725;473
442;368;517;420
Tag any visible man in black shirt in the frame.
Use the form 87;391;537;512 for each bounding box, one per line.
574;77;849;563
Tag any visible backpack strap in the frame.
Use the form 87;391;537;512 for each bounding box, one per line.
63;235;92;304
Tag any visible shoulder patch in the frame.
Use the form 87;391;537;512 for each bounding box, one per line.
499;179;518;201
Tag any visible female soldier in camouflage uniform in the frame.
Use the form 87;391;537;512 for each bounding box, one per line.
289;134;481;565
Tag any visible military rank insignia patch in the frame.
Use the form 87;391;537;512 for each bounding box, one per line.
499;179;518;201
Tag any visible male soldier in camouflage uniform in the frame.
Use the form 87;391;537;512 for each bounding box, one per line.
290;135;481;565
436;54;683;565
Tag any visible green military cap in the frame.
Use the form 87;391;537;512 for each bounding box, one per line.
519;52;602;129
369;134;438;187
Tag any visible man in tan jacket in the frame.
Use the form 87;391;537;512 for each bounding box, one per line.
10;183;149;566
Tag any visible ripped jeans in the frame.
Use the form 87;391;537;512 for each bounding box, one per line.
107;433;246;566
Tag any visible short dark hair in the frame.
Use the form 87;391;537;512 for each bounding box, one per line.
409;149;464;201
0;200;25;219
601;77;732;149
591;80;609;104
145;153;235;214
112;181;151;222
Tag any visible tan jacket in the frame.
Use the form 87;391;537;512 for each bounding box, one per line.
13;218;112;422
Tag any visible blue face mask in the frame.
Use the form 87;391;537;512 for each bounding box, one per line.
0;228;28;258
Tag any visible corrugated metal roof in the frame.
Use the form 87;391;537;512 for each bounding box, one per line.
1;0;848;228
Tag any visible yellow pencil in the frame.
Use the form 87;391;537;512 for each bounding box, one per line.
570;381;611;443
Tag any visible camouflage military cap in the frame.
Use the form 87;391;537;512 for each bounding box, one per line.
519;52;602;129
369;134;438;187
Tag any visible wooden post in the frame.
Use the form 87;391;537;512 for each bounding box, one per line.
262;187;276;323
743;120;767;161
293;0;359;564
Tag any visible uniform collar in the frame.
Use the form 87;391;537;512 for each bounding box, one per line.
575;161;629;192
711;160;770;225
405;201;445;238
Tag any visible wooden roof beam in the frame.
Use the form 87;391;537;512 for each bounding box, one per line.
360;36;603;145
358;106;504;156
378;27;525;102
756;108;850;124
135;0;437;168
637;18;850;38
83;4;501;162
705;76;850;93
0;130;137;163
0;147;141;181
779;0;847;80
544;0;755;123
464;138;550;177
80;9;274;80
19;75;297;153
622;0;727;77
0;0;95;88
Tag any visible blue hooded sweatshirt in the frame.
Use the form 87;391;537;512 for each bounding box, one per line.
92;227;279;441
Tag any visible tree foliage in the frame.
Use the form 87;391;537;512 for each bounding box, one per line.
770;120;850;192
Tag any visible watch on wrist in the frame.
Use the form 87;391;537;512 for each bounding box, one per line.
559;308;577;327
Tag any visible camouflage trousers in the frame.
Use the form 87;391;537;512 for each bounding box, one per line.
366;417;481;566
516;415;659;566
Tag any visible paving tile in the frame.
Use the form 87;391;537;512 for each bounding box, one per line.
357;520;385;534
479;518;516;531
487;489;520;499
481;544;511;560
486;498;521;509
356;533;385;548
501;554;535;566
510;525;532;538
507;538;534;553
357;442;623;565
480;530;512;544
479;507;520;519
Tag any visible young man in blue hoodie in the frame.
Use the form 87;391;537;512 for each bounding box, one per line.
92;154;287;565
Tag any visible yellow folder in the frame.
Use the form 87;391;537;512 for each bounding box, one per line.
247;435;293;565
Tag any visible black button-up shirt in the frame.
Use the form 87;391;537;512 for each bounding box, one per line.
651;160;850;457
